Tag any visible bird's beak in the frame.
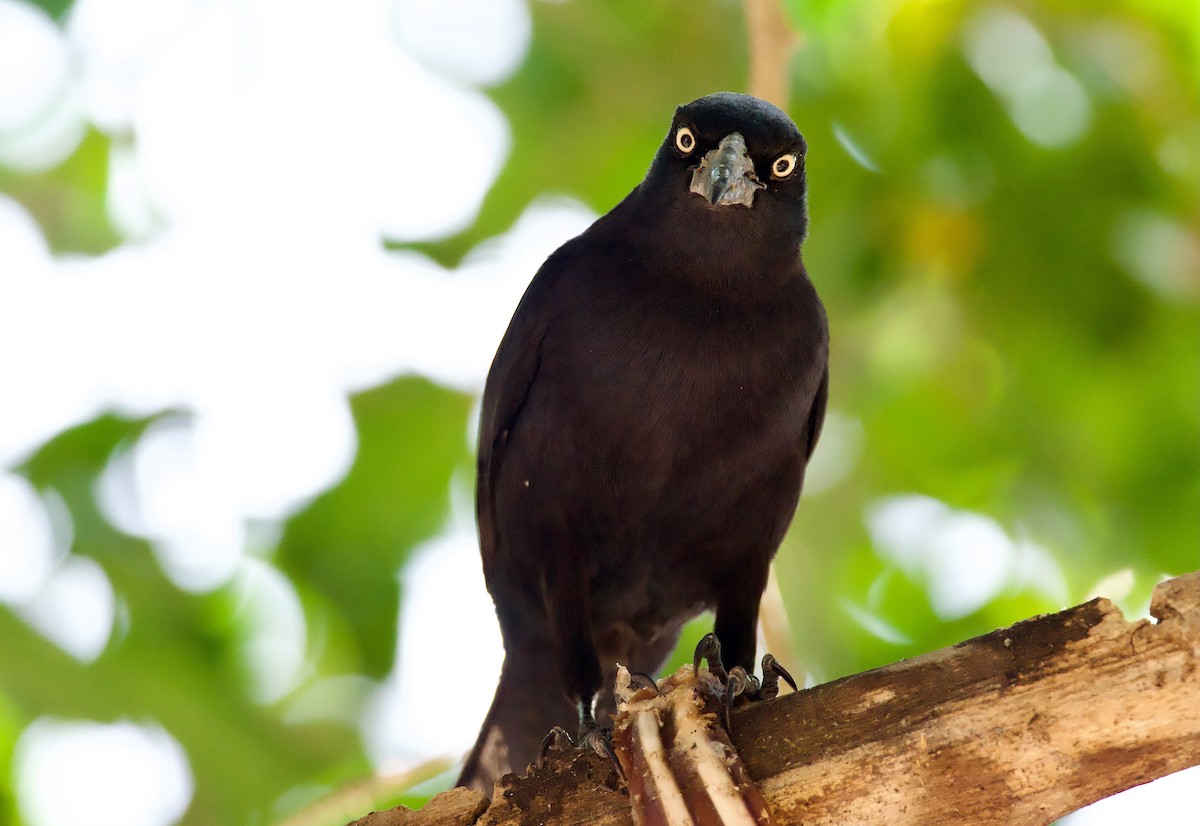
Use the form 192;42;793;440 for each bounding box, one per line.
689;132;766;207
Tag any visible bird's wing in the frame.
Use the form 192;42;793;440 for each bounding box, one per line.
805;364;829;461
475;268;556;576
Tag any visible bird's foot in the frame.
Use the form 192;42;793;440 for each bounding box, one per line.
535;725;575;766
692;632;799;730
577;717;617;765
536;716;625;782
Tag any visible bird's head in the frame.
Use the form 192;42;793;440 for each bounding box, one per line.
640;92;810;251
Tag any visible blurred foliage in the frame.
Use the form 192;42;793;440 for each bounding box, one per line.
277;377;473;678
0;128;119;255
13;415;369;823
2;0;1199;824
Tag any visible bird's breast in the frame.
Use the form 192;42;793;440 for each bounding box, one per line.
516;289;820;548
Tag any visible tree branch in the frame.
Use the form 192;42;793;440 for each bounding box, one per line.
350;569;1200;825
736;569;1200;823
744;0;799;108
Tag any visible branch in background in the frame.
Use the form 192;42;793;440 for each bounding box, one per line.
758;566;801;686
744;0;800;107
745;0;804;680
349;569;1200;824
282;758;453;826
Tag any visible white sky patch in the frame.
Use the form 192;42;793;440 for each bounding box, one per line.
0;475;111;662
0;0;68;132
0;0;590;563
1085;568;1135;604
363;511;503;768
3;189;591;599
964;8;1091;148
105;134;162;240
1061;765;1200;825
0;0;592;607
0;192;51;276
16;555;115;663
391;0;531;87
0;81;87;173
0;473;61;604
1112;208;1200;301
0;0;86;170
228;557;308;704
96;418;247;593
963;9;1053;95
15;718;193;826
115;0;511;243
1010;534;1069;605
802;410;862;496
866;494;949;580
1006;64;1090;148
921;510;1014;619
866;494;1066;620
66;0;200;132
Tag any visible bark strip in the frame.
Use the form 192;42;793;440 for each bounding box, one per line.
612;666;772;826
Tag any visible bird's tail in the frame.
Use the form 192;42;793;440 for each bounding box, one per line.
457;650;576;796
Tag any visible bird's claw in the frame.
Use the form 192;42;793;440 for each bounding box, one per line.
536;720;624;782
536;725;575;767
692;633;799;732
723;665;755;730
692;632;729;682
578;718;625;782
629;671;660;694
758;653;798;701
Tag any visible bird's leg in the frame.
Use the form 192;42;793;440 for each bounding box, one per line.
533;562;623;778
579;694;625;781
694;569;799;730
538;692;623;779
575;694;608;753
713;579;765;676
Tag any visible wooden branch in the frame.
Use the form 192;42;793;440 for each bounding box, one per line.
349;569;1200;825
744;0;799;108
736;569;1200;824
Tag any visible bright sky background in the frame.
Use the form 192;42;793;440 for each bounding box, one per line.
0;0;1194;822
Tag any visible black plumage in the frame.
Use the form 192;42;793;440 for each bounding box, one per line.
458;92;829;794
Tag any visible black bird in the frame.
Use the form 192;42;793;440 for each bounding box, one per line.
458;92;829;794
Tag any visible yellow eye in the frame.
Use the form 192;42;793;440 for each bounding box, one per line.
772;153;798;178
675;126;696;154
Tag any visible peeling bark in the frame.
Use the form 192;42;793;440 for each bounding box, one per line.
612;666;772;826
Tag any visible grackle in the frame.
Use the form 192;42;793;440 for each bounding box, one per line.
458;92;829;794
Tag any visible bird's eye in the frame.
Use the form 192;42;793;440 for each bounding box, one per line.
772;153;799;179
675;126;696;154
